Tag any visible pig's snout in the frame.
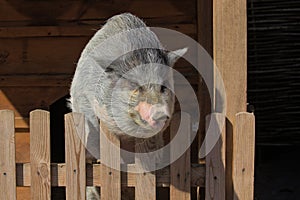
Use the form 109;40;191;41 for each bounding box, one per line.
134;101;170;129
150;105;170;122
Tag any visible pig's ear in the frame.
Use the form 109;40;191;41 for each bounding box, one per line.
167;47;188;66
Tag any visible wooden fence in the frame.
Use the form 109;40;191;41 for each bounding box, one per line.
0;109;254;200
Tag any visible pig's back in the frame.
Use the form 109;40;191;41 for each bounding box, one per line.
81;13;148;56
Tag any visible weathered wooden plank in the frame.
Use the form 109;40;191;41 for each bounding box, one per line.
0;110;16;200
0;24;196;38
17;187;30;200
65;113;86;200
0;73;197;87
30;110;51;200
0;75;72;87
100;123;121;200
15;117;29;128
0;26;96;38
213;0;247;199
233;112;255;200
0;0;195;24
197;0;213;162
170;112;191;200
16;163;205;187
0;37;87;75
135;141;156;200
0;39;195;75
15;132;30;163
205;113;226;200
0;87;68;117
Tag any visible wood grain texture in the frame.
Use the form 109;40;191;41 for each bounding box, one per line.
197;0;213;162
100;122;121;200
0;37;88;75
213;0;247;199
17;187;30;200
0;0;195;24
15;132;30;163
205;113;226;200
65;113;86;200
16;163;205;187
0;25;195;38
233;112;255;200
0;87;68;117
30;110;51;200
170;112;191;200
135;141;156;200
213;0;247;113
0;110;16;200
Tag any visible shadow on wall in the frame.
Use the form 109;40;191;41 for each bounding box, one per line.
50;94;71;163
5;0;194;26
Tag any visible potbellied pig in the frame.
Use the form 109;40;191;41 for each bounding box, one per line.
70;12;186;162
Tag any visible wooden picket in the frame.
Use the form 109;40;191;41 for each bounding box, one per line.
30;110;51;200
0;109;255;200
205;113;226;200
100;123;121;200
170;113;191;200
0;110;16;200
233;112;255;200
65;113;86;200
135;142;156;200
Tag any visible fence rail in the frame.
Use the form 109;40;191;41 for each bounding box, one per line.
0;109;255;200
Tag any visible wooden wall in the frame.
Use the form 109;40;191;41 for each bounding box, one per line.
0;0;248;199
0;0;198;163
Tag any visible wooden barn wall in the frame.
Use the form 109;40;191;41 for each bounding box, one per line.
0;1;200;198
247;0;300;145
0;0;198;161
0;1;250;199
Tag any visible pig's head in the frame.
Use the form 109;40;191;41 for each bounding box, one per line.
95;48;187;138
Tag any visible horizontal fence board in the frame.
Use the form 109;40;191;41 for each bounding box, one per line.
30;110;51;200
16;163;205;187
0;110;16;200
233;112;255;200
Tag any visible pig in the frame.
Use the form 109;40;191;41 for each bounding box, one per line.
69;13;187;199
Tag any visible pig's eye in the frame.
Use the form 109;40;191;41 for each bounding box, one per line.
130;82;139;89
160;85;167;93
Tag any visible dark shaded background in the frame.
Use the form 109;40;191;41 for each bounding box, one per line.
247;0;300;199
